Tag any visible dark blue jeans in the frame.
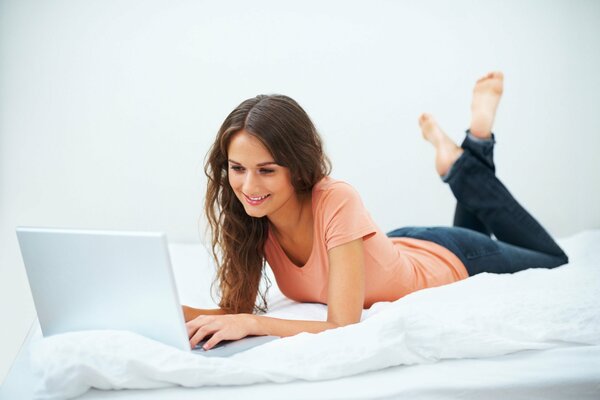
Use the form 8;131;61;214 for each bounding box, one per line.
387;132;569;276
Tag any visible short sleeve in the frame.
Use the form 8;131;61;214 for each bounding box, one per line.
319;182;377;250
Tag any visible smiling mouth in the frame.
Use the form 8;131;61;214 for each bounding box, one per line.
243;193;271;206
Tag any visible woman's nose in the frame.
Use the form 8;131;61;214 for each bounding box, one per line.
242;171;258;193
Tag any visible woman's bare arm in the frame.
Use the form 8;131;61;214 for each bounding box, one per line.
249;238;365;337
182;305;227;321
187;238;366;348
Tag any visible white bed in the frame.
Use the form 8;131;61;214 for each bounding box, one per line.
2;230;599;400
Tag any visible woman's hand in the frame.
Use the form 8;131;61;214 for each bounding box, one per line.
186;314;259;350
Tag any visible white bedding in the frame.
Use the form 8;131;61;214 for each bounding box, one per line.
28;230;600;400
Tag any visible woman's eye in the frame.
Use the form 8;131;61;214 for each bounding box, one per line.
228;165;273;174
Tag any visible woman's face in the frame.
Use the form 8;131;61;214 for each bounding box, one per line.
227;130;298;220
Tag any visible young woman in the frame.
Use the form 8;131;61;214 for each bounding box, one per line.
184;72;569;351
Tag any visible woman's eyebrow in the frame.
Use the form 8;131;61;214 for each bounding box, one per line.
227;159;277;167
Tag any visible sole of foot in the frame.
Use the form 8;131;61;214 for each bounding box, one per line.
470;71;504;139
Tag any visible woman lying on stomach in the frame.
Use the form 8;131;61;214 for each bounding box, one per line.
184;72;569;351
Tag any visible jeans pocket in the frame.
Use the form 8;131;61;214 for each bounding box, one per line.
440;226;501;260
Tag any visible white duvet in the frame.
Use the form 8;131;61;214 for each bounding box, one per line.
30;231;600;400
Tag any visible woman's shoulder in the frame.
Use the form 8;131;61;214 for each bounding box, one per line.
311;177;376;246
313;176;357;192
312;176;363;205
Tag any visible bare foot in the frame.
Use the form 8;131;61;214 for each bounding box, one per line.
470;71;504;139
419;113;464;177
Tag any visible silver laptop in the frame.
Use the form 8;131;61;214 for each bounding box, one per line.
16;226;278;357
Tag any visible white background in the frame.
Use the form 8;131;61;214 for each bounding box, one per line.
1;0;599;384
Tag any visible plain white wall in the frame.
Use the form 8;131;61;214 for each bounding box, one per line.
1;0;599;384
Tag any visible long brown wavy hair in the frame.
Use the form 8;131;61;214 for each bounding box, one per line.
204;95;331;314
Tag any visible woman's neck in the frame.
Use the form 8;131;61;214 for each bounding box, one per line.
268;193;312;242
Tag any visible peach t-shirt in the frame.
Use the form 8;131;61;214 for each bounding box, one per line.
264;177;469;309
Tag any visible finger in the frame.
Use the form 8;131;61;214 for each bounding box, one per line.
186;320;201;337
203;332;224;351
186;315;209;337
186;321;200;338
190;326;215;349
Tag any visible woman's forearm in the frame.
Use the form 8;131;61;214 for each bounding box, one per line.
184;308;347;338
182;305;227;321
249;315;341;337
